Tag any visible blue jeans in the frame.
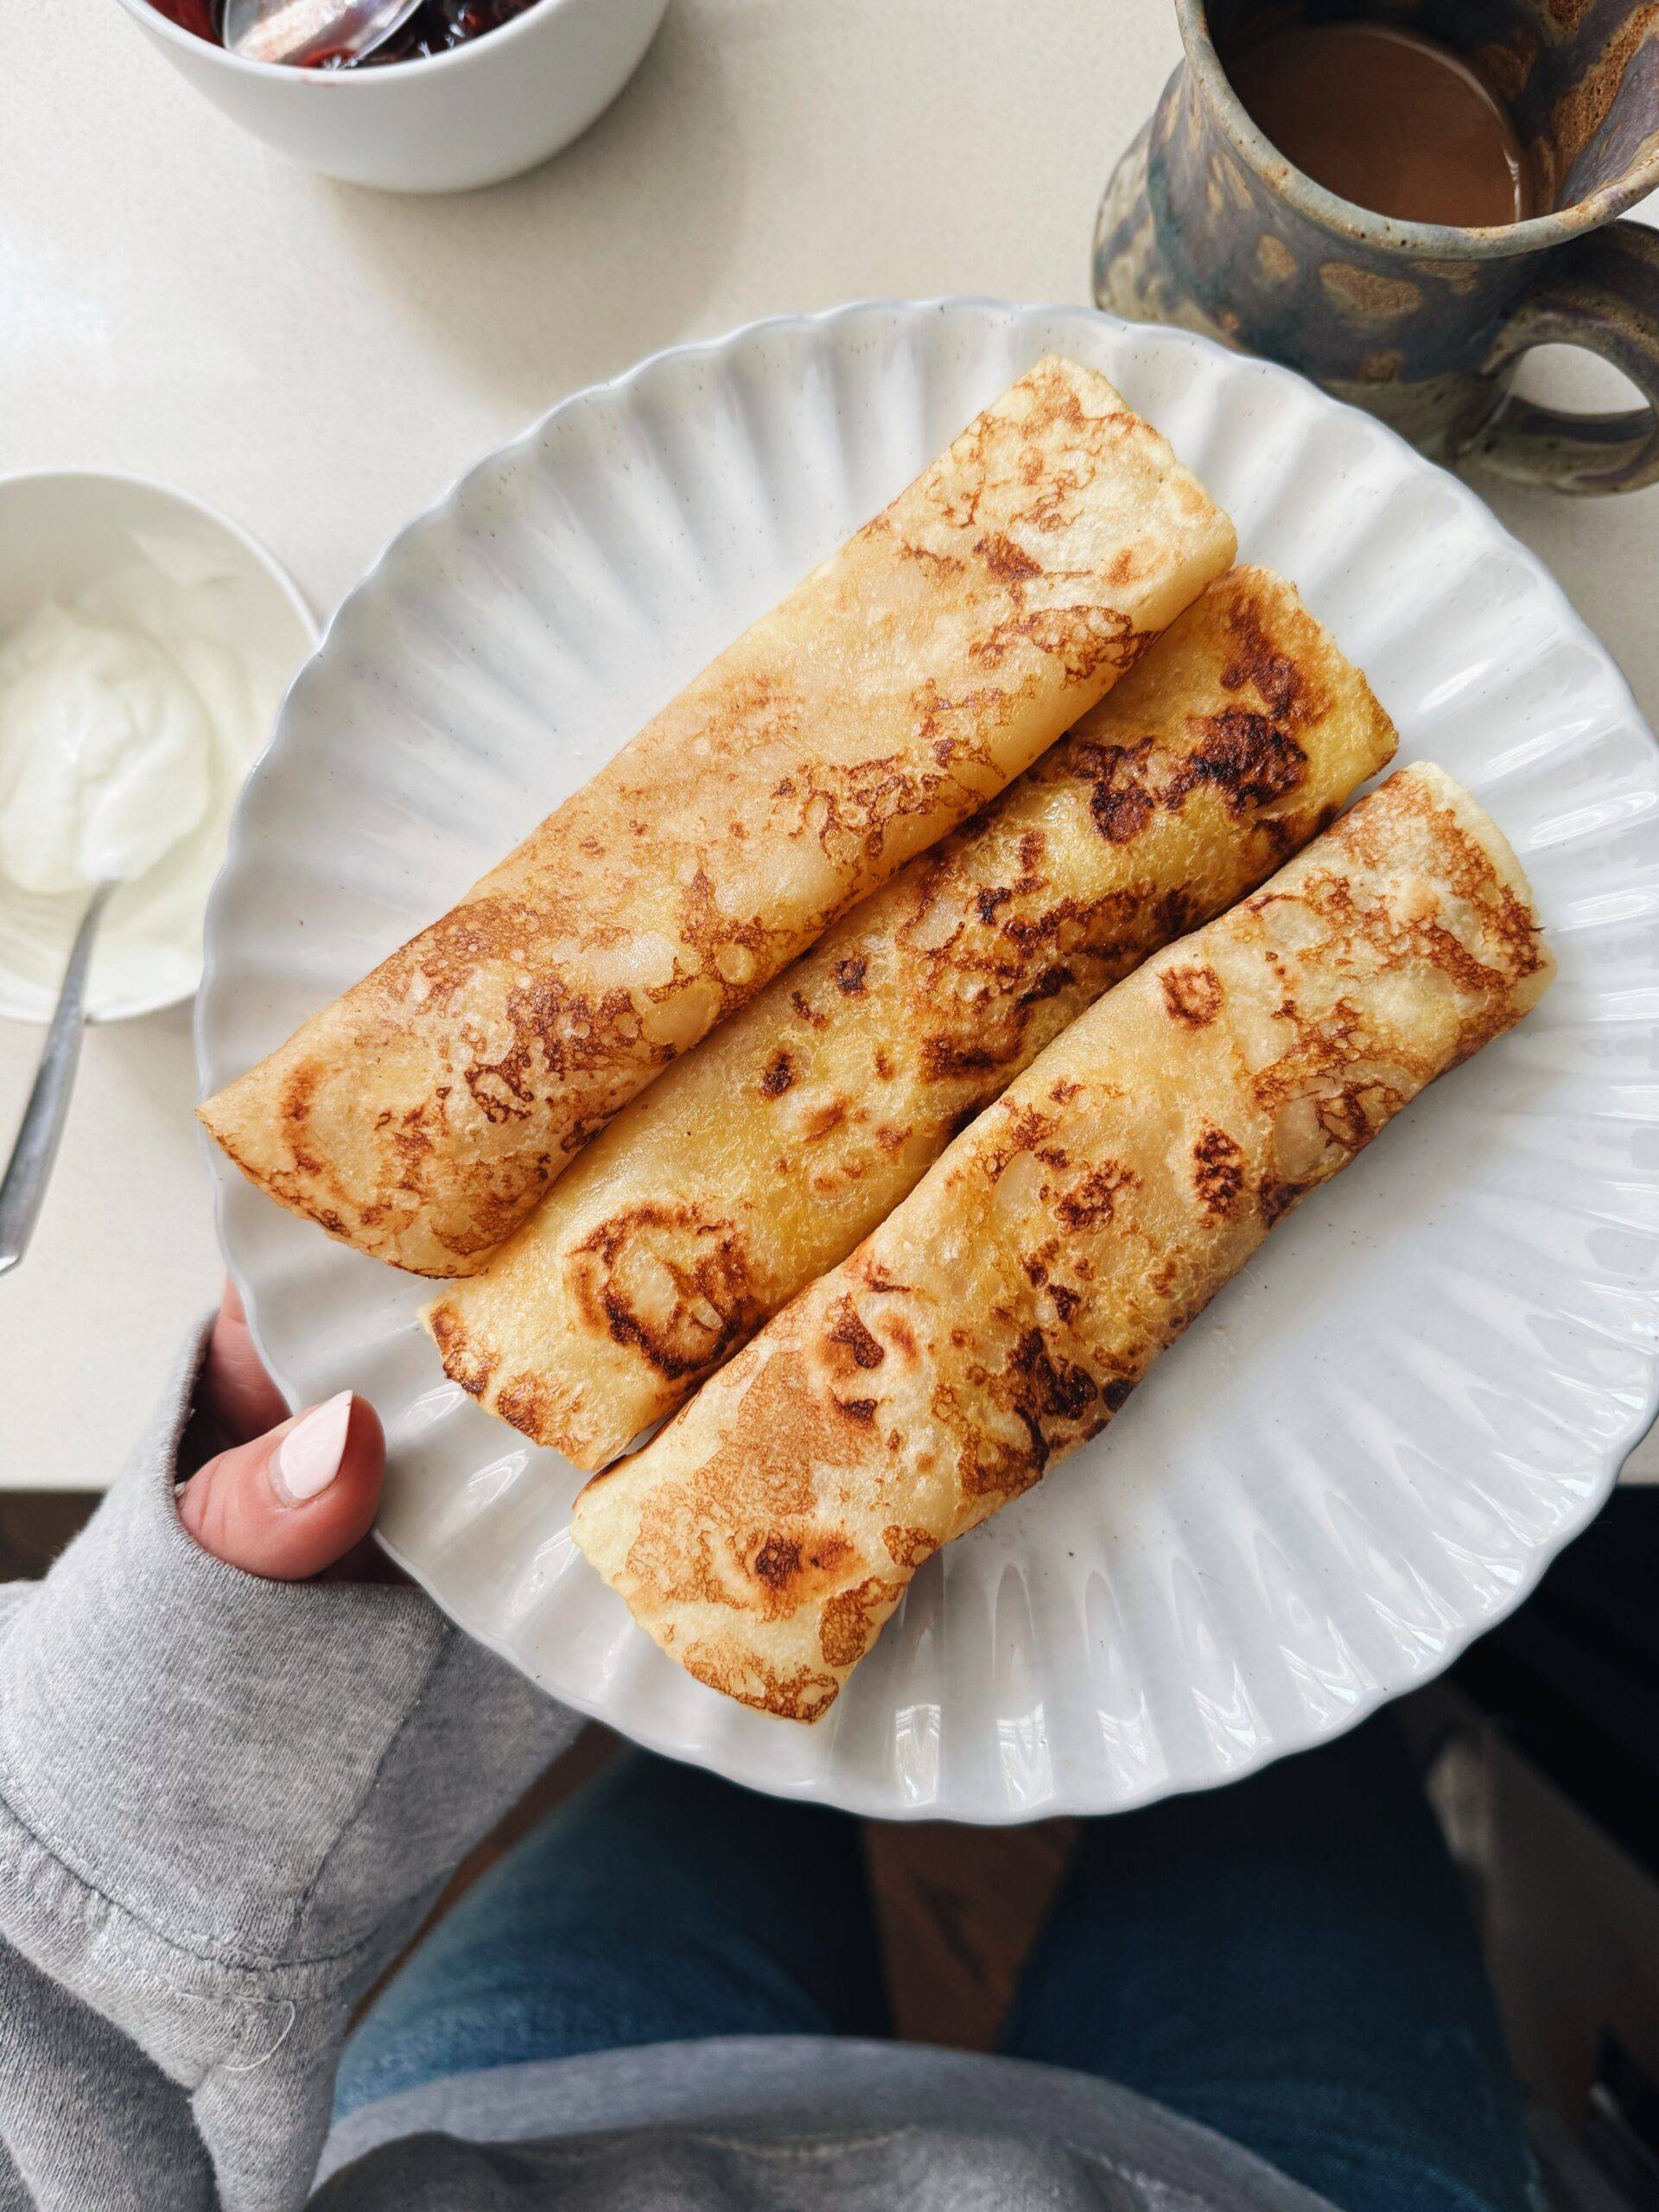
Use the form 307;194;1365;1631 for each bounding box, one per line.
336;1714;1530;2212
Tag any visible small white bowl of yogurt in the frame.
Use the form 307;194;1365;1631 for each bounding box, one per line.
0;470;316;1024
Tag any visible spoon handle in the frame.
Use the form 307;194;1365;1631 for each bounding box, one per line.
0;882;116;1280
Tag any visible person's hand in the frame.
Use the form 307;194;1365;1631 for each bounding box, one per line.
177;1281;389;1580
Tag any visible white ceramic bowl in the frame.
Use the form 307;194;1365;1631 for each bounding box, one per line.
200;301;1659;1822
113;0;669;194
0;468;315;1025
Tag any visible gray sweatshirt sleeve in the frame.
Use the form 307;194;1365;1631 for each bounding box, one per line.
0;1326;581;2212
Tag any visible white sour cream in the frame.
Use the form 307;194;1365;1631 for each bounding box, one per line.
0;604;213;897
0;522;289;1019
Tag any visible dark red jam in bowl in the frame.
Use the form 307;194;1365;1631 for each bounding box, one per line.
149;0;540;66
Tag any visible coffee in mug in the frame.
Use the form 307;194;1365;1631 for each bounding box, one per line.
1224;20;1539;227
1096;1;1659;493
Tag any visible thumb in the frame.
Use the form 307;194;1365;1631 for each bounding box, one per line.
178;1391;385;1581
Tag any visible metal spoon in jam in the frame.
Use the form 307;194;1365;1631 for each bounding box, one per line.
219;0;423;67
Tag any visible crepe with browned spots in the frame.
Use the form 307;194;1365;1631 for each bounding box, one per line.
429;568;1395;1466
200;359;1236;1276
570;764;1553;1720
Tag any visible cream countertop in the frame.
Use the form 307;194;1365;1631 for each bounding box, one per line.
3;0;1656;1488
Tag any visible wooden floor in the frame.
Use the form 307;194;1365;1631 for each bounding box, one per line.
0;1491;101;1583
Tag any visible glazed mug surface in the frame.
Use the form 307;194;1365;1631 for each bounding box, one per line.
1095;0;1659;492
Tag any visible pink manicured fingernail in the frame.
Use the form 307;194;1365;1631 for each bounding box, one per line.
274;1391;353;1506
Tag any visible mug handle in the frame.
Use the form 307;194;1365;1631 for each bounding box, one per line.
1469;219;1659;495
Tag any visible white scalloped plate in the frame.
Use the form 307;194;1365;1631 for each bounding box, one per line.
198;301;1659;1822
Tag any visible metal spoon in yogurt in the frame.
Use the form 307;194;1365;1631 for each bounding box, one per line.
0;598;215;1274
219;0;423;66
0;883;117;1277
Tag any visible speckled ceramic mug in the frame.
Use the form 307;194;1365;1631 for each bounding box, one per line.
1095;0;1659;492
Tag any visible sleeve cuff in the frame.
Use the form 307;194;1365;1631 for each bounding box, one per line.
0;1326;577;1972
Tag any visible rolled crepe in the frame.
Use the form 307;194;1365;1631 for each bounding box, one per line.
200;358;1236;1277
429;567;1396;1465
571;764;1554;1721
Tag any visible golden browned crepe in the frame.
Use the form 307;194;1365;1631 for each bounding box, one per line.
200;359;1236;1277
571;764;1554;1721
429;567;1396;1466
